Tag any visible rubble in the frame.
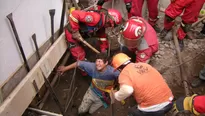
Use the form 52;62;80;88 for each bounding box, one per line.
193;44;199;49
188;42;194;49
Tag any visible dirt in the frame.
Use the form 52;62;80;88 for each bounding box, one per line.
31;2;205;116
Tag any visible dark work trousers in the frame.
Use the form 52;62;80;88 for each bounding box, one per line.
128;103;173;116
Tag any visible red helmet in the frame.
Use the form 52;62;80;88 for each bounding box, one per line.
107;9;122;27
118;17;147;48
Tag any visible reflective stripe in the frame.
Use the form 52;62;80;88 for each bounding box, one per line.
99;38;107;41
70;14;78;23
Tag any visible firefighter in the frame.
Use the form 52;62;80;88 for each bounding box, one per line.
173;94;205;115
57;53;120;115
160;0;204;51
125;0;160;32
119;16;158;63
96;0;160;32
65;8;122;61
110;53;173;116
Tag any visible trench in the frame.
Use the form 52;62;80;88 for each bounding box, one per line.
22;0;205;116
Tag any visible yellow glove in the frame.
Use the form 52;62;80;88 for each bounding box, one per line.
199;9;205;18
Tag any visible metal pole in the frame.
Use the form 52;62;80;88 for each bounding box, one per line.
32;34;41;60
39;52;70;109
49;9;55;44
59;0;66;36
28;107;63;116
6;13;30;72
64;87;77;112
40;70;66;116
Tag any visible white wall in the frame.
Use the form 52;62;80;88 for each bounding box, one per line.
0;0;65;86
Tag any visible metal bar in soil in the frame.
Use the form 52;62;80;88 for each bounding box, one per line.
49;9;55;44
64;87;77;112
6;13;30;72
39;52;70;109
59;0;66;36
32;33;41;60
40;70;66;116
28;107;63;116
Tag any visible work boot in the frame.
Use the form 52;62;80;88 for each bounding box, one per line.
196;32;205;39
178;39;184;51
152;24;161;33
191;78;205;88
160;28;169;39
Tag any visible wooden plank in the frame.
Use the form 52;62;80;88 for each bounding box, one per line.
0;33;67;116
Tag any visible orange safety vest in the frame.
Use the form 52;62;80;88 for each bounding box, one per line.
118;63;173;108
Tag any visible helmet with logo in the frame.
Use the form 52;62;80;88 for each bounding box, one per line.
118;17;147;48
112;53;131;70
106;9;122;27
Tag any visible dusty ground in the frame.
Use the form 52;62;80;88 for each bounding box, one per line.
25;1;205;116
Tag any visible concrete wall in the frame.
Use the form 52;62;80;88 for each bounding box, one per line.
0;0;65;86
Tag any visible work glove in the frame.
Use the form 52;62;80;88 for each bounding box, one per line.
125;2;132;13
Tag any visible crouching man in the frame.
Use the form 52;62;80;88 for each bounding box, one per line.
110;53;173;116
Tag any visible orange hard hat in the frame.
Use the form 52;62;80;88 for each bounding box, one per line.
112;53;131;70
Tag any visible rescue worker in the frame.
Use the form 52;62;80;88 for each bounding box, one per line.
57;53;120;115
96;0;160;32
125;0;160;32
160;0;204;50
110;53;174;116
65;8;122;61
173;94;205;115
119;17;158;63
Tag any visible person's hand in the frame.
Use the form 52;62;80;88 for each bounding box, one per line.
57;66;66;75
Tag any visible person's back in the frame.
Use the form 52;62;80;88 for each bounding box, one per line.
119;62;173;108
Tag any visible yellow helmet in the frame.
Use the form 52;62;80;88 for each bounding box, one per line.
69;7;76;14
112;53;131;70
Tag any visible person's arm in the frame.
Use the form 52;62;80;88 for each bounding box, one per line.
114;84;134;101
111;69;134;102
57;62;78;74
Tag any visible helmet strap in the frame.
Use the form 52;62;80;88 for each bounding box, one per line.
117;60;131;71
